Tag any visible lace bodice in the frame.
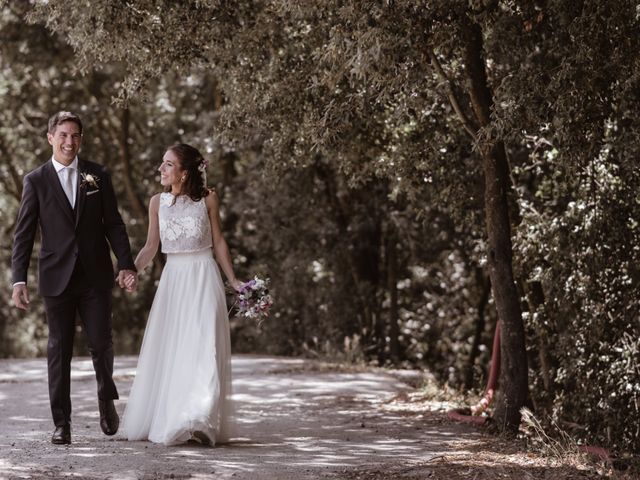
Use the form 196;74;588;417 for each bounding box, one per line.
159;193;212;253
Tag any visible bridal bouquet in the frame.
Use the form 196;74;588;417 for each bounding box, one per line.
235;276;273;326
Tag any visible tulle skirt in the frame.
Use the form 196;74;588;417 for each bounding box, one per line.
123;249;233;445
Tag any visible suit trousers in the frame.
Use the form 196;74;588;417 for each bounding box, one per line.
43;260;119;427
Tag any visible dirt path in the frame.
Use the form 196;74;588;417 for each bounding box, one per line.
0;355;485;479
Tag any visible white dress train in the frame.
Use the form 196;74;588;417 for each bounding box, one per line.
123;193;233;445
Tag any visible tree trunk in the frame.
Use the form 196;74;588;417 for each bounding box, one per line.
464;268;490;389
386;222;400;364
118;108;146;221
462;19;529;432
482;142;528;431
359;218;383;365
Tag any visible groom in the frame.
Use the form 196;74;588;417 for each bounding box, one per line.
11;111;138;445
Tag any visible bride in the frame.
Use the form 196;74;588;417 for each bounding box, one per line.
122;143;241;445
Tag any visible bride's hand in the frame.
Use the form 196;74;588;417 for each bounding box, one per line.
230;279;244;292
123;271;138;292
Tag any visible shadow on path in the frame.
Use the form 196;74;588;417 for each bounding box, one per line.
0;355;480;479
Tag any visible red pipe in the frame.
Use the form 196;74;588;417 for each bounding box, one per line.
471;320;501;415
447;408;488;425
448;321;500;424
446;322;614;462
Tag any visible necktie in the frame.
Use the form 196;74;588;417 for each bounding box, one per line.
62;167;75;208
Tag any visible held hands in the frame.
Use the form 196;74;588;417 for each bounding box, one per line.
12;284;30;310
118;269;138;293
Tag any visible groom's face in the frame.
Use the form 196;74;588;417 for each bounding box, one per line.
47;121;82;165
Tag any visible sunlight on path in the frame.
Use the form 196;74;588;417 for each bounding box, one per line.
0;355;479;479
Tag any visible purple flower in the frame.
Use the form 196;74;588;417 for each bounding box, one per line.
235;276;272;325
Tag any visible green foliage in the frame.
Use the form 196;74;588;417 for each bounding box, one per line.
514;148;640;451
0;0;638;452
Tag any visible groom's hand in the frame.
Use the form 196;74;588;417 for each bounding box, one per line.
12;284;30;310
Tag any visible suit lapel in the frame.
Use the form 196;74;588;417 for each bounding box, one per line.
75;159;87;229
45;160;75;225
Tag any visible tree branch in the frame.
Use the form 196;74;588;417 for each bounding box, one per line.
460;20;493;127
427;48;479;140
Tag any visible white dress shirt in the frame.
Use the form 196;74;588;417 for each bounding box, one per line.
52;155;79;208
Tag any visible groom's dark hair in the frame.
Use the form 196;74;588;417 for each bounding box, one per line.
48;111;83;135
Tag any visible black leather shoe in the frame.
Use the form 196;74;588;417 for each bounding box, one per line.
52;424;71;445
98;399;119;436
192;430;212;446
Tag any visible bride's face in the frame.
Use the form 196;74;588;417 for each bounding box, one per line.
158;150;184;188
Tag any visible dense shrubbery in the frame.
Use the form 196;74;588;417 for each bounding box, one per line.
513;151;640;451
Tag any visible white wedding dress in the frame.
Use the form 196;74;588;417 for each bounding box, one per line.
123;192;233;445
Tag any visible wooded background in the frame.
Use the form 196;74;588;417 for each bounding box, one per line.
0;0;638;452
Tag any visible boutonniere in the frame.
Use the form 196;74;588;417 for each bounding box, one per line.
80;172;100;190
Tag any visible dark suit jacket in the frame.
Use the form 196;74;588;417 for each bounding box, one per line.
11;158;136;297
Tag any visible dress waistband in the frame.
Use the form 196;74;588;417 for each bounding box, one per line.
164;248;213;264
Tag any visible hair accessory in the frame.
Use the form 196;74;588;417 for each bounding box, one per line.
197;158;208;172
198;158;208;185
